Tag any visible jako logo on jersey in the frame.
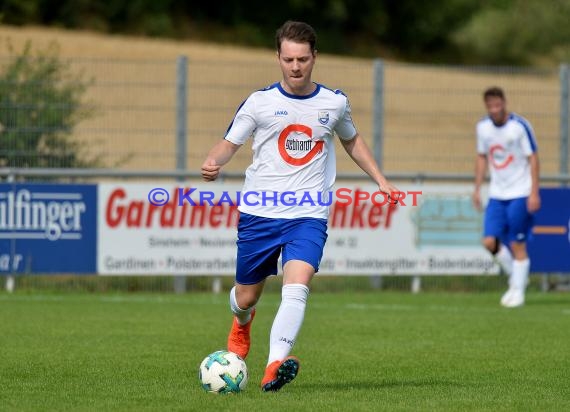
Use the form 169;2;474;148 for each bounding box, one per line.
274;109;288;116
278;124;324;166
318;111;329;125
489;144;514;169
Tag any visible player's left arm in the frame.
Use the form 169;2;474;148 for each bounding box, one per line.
340;133;399;196
521;118;541;213
528;153;541;213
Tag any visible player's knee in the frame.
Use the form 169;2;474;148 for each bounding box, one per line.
235;290;260;310
482;237;499;254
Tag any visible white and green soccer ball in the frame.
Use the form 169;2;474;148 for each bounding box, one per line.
199;350;248;394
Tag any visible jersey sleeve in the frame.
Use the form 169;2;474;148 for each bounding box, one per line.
334;96;357;141
224;94;257;145
519;119;538;156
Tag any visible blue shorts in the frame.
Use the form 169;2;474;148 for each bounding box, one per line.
235;213;328;285
484;197;534;245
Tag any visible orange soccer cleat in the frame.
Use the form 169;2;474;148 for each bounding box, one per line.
261;356;300;392
227;309;255;360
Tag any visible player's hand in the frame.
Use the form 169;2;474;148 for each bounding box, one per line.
378;181;400;205
527;192;541;213
472;190;482;212
201;158;221;182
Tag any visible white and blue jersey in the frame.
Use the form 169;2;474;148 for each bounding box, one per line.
224;82;357;219
476;113;538;200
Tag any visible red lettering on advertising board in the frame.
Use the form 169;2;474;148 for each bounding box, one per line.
105;188;239;228
105;187;399;230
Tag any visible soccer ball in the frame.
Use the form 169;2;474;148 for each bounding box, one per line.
199;350;248;394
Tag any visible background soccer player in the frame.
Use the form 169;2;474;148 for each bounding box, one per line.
472;86;541;308
201;20;398;391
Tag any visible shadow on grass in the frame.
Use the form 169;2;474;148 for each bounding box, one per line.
300;378;462;391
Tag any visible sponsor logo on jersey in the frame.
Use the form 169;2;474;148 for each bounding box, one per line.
489;144;514;169
285;139;313;151
274;109;288;116
278;124;324;166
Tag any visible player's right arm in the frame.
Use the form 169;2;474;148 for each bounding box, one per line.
473;154;487;212
201;94;257;182
473;122;488;211
201;140;241;181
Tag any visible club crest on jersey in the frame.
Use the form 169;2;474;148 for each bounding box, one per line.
318;111;329;125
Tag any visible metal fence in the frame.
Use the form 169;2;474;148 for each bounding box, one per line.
1;56;568;178
383;63;566;176
1;55;570;293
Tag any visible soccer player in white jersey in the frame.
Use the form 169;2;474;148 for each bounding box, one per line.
201;20;398;391
472;87;541;308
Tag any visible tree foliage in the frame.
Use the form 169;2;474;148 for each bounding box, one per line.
0;0;483;60
453;0;570;64
1;0;570;63
0;40;97;168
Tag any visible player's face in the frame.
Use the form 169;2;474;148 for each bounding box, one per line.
485;96;508;126
278;40;316;95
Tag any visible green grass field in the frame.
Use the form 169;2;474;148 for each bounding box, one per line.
1;290;569;411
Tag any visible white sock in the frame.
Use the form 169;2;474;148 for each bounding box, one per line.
495;245;513;276
511;259;530;291
229;286;253;325
267;284;309;365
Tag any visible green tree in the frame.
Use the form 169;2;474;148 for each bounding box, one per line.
453;0;570;64
0;40;98;168
0;0;38;25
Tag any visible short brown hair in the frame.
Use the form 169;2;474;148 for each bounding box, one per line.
483;86;506;101
275;21;317;54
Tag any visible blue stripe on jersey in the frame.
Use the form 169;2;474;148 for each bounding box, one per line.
224;98;248;139
319;83;347;97
224;83;279;139
259;82;279;92
511;113;538;152
276;82;321;99
224;84;277;139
